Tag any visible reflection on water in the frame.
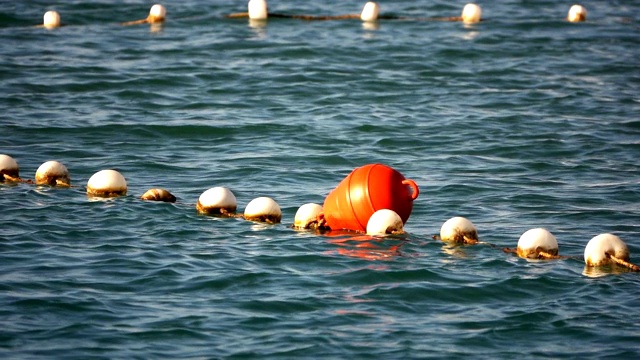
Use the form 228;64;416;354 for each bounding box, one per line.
461;29;480;40
582;264;633;278
150;23;164;33
249;19;268;38
440;242;472;259
362;21;380;32
328;233;407;261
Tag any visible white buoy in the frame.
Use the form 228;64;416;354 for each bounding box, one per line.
293;203;323;229
366;209;404;235
360;2;380;22
35;160;70;186
516;228;559;259
584;233;629;267
567;4;587;22
196;187;237;215
141;188;176;202
147;4;166;23
43;10;61;29
440;216;478;244
244;196;281;223
0;154;20;182
86;169;127;197
461;3;482;23
248;0;268;20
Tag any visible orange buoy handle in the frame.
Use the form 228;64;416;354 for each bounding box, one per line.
402;179;419;200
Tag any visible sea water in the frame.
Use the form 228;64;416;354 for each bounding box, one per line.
1;1;640;358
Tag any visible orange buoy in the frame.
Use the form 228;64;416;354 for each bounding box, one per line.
322;164;419;232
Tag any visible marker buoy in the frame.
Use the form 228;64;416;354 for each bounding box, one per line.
86;169;127;197
293;203;323;230
147;4;166;23
0;154;20;182
440;216;478;244
35;160;70;186
366;209;404;235
517;228;559;259
196;187;237;215
584;234;638;270
141;188;176;202
248;0;268;20
43;10;61;29
567;5;587;22
244;196;282;223
360;2;380;22
122;4;166;25
461;3;482;23
322;164;419;232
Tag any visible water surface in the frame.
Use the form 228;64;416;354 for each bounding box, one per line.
1;1;640;358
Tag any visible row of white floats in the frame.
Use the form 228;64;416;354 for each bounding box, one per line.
38;2;588;29
1;154;636;273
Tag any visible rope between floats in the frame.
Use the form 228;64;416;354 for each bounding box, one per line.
607;254;640;271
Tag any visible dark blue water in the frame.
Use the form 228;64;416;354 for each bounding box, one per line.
2;1;640;358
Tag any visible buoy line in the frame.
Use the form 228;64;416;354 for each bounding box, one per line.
35;3;592;30
423;3;483;24
227;1;471;23
2;154;637;273
121;4;167;26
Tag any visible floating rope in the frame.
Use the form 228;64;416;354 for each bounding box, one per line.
2;175;33;184
502;247;566;260
607;253;640;272
463;236;479;245
225;13;403;21
225;12;250;18
537;251;563;260
121;19;149;26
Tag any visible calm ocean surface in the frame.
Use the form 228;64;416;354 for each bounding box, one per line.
2;0;640;358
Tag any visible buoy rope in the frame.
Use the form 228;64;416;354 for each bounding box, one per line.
54;179;71;187
425;16;463;22
225;12;405;21
433;235;505;248
121;19;150;26
477;241;494;247
2;175;33;184
463;236;479;245
5;173;640;271
272;13;359;20
537;251;563;260
607;254;640;272
225;12;250;18
4;175;76;187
